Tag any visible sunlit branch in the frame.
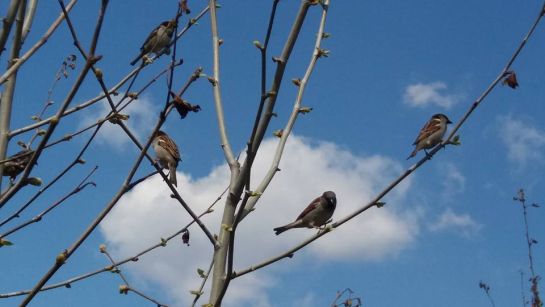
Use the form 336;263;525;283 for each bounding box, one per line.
0;0;22;58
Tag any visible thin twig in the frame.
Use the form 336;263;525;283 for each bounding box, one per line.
19;2;109;305
0;166;97;240
101;247;169;306
190;258;215;307
0;0;78;85
0;185;228;299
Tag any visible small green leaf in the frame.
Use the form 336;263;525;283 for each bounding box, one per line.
221;224;233;232
25;177;43;186
0;238;13;247
376;201;386;208
317;48;330;58
197;268;207;278
273;129;283;138
119;284;129;295
246;190;262;197
190;290;204;296
291;78;301;86
160;238;167;247
450;135;462;146
253;40;263;50
298;107;313;114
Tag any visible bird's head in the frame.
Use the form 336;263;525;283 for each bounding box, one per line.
432;113;452;124
322;191;337;207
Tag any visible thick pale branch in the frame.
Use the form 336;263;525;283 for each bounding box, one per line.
0;0;26;189
240;0;329;221
21;0;38;41
0;0;22;57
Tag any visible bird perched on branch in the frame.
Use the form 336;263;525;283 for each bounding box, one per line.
274;191;337;235
407;113;452;159
130;20;176;66
1;149;34;181
152;130;181;187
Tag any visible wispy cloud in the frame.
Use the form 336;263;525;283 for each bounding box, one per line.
100;135;418;306
429;208;482;238
498;114;545;167
439;162;466;199
78;95;158;151
403;81;461;109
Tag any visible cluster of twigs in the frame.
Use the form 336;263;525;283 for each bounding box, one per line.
514;189;542;307
0;0;544;306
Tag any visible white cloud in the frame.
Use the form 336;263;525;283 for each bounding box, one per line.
78;95;158;151
498;115;545;167
429;208;482;238
100;136;418;306
403;81;461;109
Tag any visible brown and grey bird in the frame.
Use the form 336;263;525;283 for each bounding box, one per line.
152;130;181;187
274;191;337;235
2;149;33;181
130;20;176;66
407;113;452;159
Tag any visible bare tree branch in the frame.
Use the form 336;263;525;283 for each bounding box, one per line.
0;166;96;240
21;0;38;42
0;0;78;86
101;246;169;307
0;0;22;57
18;1;109;305
0;0;26;190
0;185;228;299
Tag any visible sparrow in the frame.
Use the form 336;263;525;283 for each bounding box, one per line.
130;20;176;66
152;130;181;186
1;149;33;181
273;191;337;235
407;113;452;159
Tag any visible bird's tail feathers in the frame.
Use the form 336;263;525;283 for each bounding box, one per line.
406;149;417;160
130;52;144;66
273;226;288;235
273;220;303;235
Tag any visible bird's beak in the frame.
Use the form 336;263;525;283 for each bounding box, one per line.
447;118;453;124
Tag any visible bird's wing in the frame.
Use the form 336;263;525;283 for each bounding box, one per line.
158;135;181;161
413;118;441;145
296;196;321;220
141;21;170;50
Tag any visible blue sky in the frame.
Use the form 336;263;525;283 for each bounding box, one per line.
2;1;545;306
